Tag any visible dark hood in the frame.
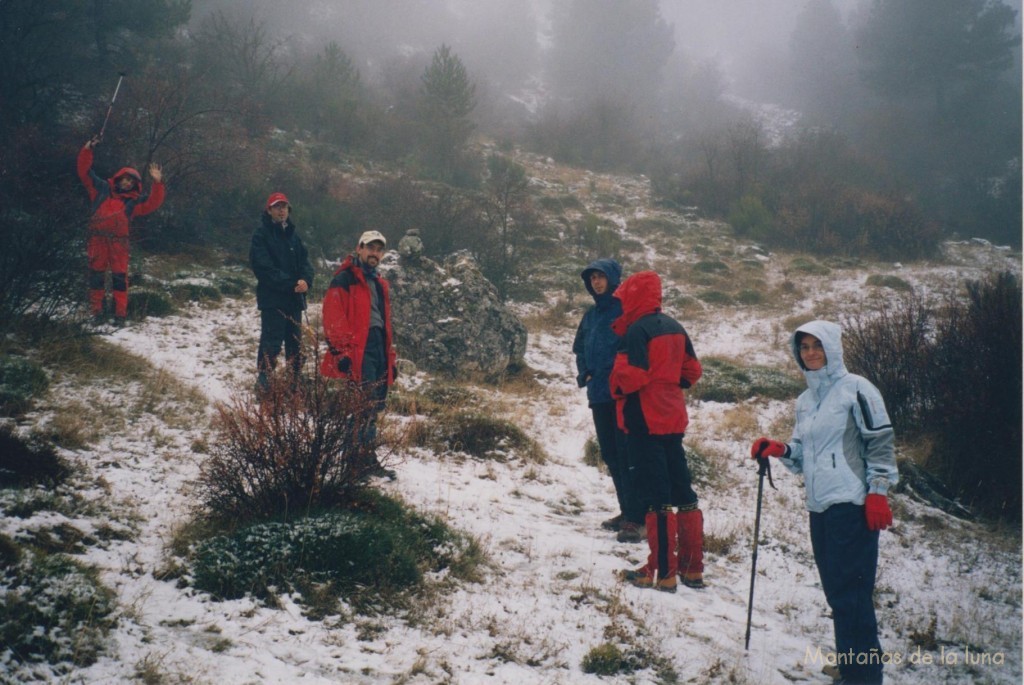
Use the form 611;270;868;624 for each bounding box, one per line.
581;258;622;300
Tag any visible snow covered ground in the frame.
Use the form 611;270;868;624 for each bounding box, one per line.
2;232;1019;684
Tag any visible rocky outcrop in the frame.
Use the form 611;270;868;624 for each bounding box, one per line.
381;237;527;379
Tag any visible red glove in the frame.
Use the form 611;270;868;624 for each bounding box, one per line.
750;437;787;459
864;494;893;531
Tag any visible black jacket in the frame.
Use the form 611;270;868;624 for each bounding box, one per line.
249;213;315;311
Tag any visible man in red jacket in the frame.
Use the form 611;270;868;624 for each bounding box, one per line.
321;230;398;479
77;135;165;326
610;271;705;592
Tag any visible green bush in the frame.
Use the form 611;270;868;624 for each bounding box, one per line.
866;274;913;292
582;436;604;470
190;492;480;608
728;195;773;240
697;290;733;305
787;257;831;275
689;357;804;403
684;445;715;488
126;289;177;319
581;643;650;676
693;260;730;274
735;289;764;305
582;643;629;676
0;427;70;488
170;282;222;304
0;355;48;416
0;551;116;668
416;411;545;462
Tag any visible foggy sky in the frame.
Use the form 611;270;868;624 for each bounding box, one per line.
188;0;877;95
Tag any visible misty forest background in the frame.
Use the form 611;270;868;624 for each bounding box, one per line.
0;0;1021;519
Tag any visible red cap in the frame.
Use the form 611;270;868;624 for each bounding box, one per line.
265;192;290;210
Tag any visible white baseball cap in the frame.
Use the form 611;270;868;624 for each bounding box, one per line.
358;230;387;247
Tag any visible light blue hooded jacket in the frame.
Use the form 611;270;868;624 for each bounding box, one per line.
779;320;899;513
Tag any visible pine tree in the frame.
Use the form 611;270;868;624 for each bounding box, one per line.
419;44;476;182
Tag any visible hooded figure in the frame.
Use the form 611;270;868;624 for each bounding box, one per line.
610;271;705;592
783;320;898;513
750;320;898;685
574;258;623;404
77;139;165;324
572;259;641;538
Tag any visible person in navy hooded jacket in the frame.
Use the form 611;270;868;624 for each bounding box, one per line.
573;259;642;541
751;320;898;685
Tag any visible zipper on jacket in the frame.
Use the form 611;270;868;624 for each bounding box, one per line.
831;453;836;468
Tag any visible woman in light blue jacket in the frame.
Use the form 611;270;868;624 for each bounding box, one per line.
751;320;897;685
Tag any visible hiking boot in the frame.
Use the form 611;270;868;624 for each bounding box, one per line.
621;566;676;593
680;574;706;589
616;521;645;543
601;514;624;531
91;313;107;326
113;316;127;328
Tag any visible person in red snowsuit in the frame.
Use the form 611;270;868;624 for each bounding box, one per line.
609;270;705;593
77;135;165;325
320;230;398;479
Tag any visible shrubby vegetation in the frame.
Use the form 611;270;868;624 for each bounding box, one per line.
0;356;49;417
844;272;1022;521
189;490;481;612
0;551;117;669
199;369;384;521
0;428;116;672
689;357;804;404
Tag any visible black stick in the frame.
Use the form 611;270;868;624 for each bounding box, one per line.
745;446;775;650
98;72;127;140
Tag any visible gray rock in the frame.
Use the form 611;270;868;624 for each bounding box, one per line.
381;250;527;379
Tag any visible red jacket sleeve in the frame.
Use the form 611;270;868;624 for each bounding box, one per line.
132;182;165;217
77;146;98;202
322;286;356;358
679;339;702;389
610;350;650;398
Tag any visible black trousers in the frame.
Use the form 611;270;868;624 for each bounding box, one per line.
809;503;883;685
591;402;639;523
629;432;698;512
357;327;389;446
257;308;302;378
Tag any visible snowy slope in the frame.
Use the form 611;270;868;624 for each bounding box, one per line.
2;152;1021;684
2;234;1011;685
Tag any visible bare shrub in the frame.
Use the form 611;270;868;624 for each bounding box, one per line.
198;371;386;522
844;289;933;431
844;273;1022;520
925;272;1021;520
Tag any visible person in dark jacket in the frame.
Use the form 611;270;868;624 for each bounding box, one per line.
77;135;165;326
321;230;398;479
249;192;314;392
572;259;643;542
610;271;704;593
751;320;897;685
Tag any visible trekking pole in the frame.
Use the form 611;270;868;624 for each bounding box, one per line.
98;72;127;140
745;444;776;650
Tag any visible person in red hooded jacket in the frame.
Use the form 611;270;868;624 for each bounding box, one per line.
609;271;705;593
77;135;165;326
320;230;398;479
